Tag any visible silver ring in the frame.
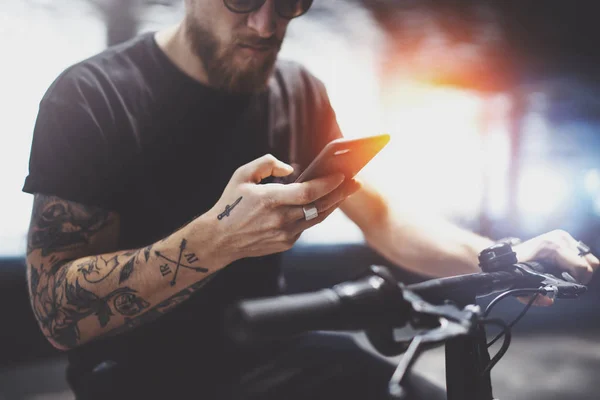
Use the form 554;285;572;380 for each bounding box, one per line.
577;241;591;256
302;204;318;221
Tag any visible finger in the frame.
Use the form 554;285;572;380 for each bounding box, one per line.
517;295;554;307
564;235;590;256
237;154;294;183
289;200;342;236
583;252;600;273
316;178;363;211
555;247;594;284
272;173;345;206
281;178;363;223
559;234;596;266
567;238;599;276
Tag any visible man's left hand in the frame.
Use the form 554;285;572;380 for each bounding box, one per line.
512;230;599;306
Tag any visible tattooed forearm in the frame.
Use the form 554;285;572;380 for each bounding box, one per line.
26;193;220;349
27;195;113;255
27;238;213;349
29;260;150;349
218;196;243;220
103;275;216;339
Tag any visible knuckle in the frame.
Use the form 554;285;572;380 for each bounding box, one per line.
235;163;252;178
263;153;277;164
313;200;326;213
541;238;560;251
278;231;295;245
238;183;253;195
259;192;277;208
573;264;588;272
285;233;300;247
552;229;571;241
270;213;286;229
298;187;315;204
283;208;297;224
233;165;244;177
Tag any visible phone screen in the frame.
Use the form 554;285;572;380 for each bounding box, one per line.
295;134;390;183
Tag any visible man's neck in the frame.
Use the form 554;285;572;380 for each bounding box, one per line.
154;24;210;86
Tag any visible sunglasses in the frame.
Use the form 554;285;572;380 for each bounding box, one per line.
224;0;314;19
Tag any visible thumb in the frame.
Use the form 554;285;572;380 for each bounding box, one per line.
237;154;294;183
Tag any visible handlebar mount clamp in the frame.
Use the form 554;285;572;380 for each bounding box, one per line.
478;243;518;273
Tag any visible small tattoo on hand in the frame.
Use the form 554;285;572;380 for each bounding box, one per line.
218;197;243;220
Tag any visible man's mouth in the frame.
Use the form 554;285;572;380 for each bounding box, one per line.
238;43;275;52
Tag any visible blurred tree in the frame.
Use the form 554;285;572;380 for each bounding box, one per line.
95;0;143;46
362;0;512;92
87;0;181;46
26;0;181;46
363;0;600;87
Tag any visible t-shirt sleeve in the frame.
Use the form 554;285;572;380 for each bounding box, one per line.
315;86;344;153
298;67;344;167
22;94;120;211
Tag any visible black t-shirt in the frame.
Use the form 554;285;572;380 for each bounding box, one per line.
23;33;342;395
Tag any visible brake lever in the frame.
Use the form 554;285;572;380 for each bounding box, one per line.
368;265;481;329
387;334;424;399
478;243;587;299
402;289;480;330
514;262;587;299
387;315;476;399
365;266;481;362
387;291;481;398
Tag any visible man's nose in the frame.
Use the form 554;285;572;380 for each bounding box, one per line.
247;0;277;38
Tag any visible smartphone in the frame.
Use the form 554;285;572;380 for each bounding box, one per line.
295;134;390;183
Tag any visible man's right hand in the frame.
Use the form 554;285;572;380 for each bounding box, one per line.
202;154;362;264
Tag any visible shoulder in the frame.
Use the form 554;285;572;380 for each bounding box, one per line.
41;33;153;108
270;59;330;109
272;59;326;90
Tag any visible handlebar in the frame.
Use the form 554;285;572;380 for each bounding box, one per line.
224;242;591;400
403;261;584;301
227;272;408;344
225;257;587;344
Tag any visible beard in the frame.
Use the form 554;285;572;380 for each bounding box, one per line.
185;14;282;94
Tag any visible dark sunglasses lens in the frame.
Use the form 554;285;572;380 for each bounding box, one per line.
225;0;264;13
276;0;313;18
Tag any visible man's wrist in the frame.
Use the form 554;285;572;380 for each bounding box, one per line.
180;212;232;271
496;237;522;247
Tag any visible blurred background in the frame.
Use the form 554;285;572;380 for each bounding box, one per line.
1;0;599;399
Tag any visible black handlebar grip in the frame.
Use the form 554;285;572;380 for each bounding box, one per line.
225;275;394;344
225;289;343;344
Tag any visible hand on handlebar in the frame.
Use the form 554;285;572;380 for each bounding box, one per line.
512;230;599;306
207;154;362;264
514;230;599;283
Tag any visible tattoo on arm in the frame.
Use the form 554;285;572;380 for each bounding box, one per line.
103;275;216;339
28;238;210;349
76;251;138;284
27;195;113;256
29;261;150;348
154;239;208;286
113;292;151;316
27;196;214;348
218;196;243;220
143;245;152;262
